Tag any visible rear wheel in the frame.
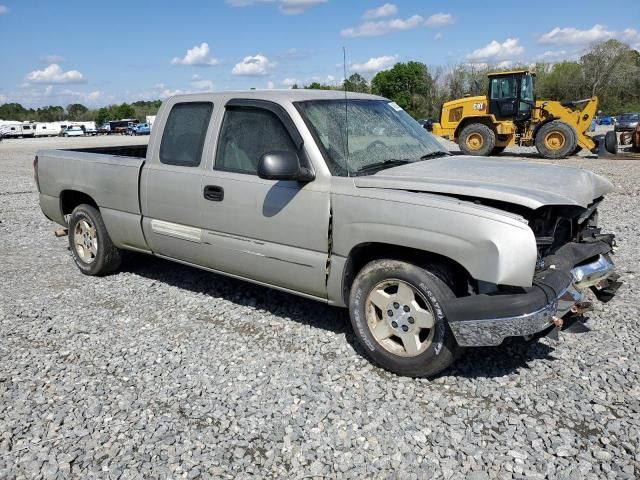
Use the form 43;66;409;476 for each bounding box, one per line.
68;204;122;276
535;121;577;159
349;259;460;377
458;124;496;156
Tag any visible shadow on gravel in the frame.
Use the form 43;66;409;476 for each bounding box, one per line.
121;253;352;335
440;339;557;379
122;253;558;378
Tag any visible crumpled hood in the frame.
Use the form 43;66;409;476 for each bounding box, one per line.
353;156;614;209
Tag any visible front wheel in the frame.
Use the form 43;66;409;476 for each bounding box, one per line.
535;121;577;159
349;259;460;377
68;204;122;276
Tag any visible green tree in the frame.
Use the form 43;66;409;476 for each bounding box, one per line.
95;107;110;126
112;103;136;120
67;103;88;120
343;73;369;93
371;61;435;118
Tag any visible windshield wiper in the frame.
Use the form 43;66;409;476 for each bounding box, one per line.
419;151;450;160
354;159;412;174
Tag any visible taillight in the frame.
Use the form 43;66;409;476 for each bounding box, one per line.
33;155;40;192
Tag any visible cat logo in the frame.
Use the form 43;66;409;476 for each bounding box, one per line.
472;102;485;111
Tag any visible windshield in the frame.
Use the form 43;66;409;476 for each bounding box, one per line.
521;74;534;102
296;99;447;176
621;113;639;122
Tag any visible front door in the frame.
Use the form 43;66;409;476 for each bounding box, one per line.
199;102;330;298
488;75;518;120
141;100;214;263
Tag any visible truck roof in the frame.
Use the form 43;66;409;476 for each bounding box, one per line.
169;89;385;103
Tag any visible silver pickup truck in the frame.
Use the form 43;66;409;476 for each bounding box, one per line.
36;90;620;377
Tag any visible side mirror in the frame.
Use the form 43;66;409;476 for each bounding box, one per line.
257;151;314;182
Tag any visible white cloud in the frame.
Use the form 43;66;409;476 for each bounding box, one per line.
266;81;275;89
226;0;325;15
538;24;640;49
280;0;326;14
621;28;640;49
538;24;614;45
341;15;424;38
43;55;65;64
25;64;86;84
0;5;8;15
58;89;102;103
171;43;220;66
351;55;398;73
159;88;185;99
282;78;301;87
363;3;397;20
434;32;443;40
467;38;524;62
538;50;568;60
425;13;454;27
232;54;275;76
190;78;214;91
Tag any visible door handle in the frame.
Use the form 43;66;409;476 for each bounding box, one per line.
204;185;224;202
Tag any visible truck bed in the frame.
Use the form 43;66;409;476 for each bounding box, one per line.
62;144;148;158
37;147;148;252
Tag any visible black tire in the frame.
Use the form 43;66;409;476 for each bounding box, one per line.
571;146;583;156
349;259;460;378
535;121;577;159
604;130;618;154
458;123;496;156
68;204;122;276
491;146;506;155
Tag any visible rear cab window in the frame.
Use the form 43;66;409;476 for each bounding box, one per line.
160;102;213;167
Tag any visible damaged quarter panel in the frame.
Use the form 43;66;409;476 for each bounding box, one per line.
328;177;538;306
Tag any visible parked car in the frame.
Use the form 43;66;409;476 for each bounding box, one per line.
35;90;620;377
614;112;640;133
61;126;84;137
596;116;615;126
131;123;150;135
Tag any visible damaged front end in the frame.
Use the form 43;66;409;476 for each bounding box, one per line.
443;199;621;347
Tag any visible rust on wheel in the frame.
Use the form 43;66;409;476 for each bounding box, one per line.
465;132;484;151
544;131;566;151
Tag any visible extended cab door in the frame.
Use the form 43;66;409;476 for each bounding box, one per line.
198;99;330;298
140;98;215;263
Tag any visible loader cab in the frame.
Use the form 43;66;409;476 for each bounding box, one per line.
487;70;535;122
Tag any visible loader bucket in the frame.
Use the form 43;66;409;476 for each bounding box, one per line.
593;131;618;157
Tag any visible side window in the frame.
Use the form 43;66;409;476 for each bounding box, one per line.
159;102;213;167
491;77;516;99
215;108;296;174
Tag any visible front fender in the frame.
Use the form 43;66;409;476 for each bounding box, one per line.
331;189;537;289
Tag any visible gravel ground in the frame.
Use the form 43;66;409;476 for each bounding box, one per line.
0;135;639;479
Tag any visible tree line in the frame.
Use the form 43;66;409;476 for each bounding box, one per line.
1;39;638;124
0;100;161;124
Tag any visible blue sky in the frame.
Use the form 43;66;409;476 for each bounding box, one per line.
1;0;639;108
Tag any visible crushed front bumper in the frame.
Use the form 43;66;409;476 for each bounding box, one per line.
444;240;620;347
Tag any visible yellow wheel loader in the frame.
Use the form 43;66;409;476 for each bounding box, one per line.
432;69;617;159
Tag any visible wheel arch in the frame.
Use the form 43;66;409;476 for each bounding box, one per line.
341;243;473;306
454;116;496;140
60;189;99;220
531;116;561;140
